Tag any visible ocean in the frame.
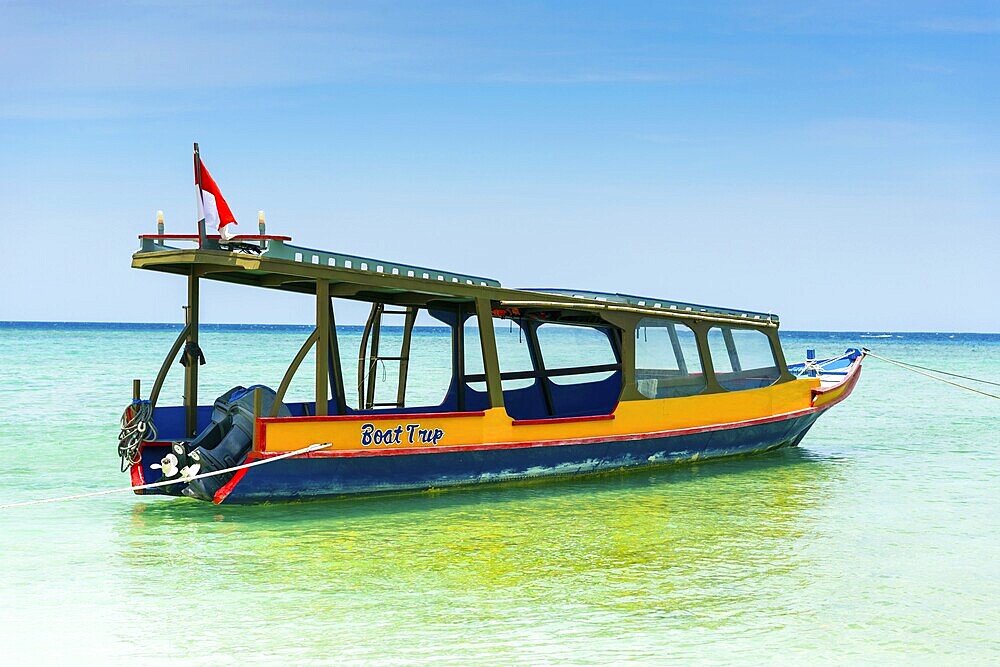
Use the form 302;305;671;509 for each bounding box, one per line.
0;324;997;664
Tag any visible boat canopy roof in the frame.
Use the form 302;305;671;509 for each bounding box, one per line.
134;234;779;327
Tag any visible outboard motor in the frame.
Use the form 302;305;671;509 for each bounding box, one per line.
151;385;246;495
164;385;289;501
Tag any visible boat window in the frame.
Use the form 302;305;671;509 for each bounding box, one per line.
707;327;781;392
462;318;486;393
282;346;319;406
464;317;536;391
338;326;363;411
535;323;617;386
634;318;706;398
202;327;319;413
402;318;454;407
495;320;536;389
464;317;621;420
347;307;453;411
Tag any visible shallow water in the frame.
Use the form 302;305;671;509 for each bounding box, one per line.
0;325;997;664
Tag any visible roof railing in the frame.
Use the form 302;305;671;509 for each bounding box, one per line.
265;241;501;287
137;233;501;288
524;288;778;323
135;225;768;318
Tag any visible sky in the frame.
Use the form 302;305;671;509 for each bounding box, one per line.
0;1;997;331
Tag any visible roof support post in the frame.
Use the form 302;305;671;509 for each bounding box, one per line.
597;311;641;401
328;301;347;414
613;326;635;402
454;304;466;412
767;329;796;383
474;298;504;409
722;327;742;372
315;279;330;416
183;270;200;437
667;323;689;375
691;323;725;394
524;321;555;417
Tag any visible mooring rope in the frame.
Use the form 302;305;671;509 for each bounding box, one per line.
869;355;1000;388
863;349;1000;400
794;351;855;377
0;442;333;510
118;401;157;472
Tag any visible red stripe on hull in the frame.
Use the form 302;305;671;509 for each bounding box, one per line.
213;466;253;504
254;358;862;462
130;461;145;490
811;359;863;402
513;413;616;426
261;406;816;459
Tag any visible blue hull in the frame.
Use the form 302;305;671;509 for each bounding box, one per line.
217;410;824;503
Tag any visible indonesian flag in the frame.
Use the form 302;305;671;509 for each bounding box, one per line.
196;161;238;241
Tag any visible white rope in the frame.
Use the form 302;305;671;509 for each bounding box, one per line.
118;401;156;471
865;352;1000;388
794;352;854;377
0;442;333;510
865;350;1000;400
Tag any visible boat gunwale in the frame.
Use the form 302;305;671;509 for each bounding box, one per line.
810;353;864;405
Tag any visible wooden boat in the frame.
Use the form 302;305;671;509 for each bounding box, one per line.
121;228;864;504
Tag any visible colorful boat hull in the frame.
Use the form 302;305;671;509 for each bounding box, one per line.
132;355;861;504
218;409;823;503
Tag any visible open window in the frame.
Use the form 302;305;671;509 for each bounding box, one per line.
463;317;622;420
533;322;622;418
634;318;706;398
463;316;545;417
464;316;536;392
345;305;457;414
707;326;781;392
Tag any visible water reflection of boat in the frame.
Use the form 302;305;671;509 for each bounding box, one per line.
118;448;844;629
120;204;862;504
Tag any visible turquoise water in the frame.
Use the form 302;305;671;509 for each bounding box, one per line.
1;324;997;664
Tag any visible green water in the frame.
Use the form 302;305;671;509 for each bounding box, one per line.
1;325;997;664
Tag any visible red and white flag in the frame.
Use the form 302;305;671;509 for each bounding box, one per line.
195;158;238;240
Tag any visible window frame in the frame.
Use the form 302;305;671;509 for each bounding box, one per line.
463;319;622;386
632;317;708;399
704;325;784;392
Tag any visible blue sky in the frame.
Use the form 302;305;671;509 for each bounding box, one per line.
1;1;997;330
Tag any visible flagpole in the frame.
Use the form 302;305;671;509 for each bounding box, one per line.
193;142;207;249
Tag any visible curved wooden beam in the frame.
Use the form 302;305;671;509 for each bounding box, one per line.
149;323;191;409
272;328;320;416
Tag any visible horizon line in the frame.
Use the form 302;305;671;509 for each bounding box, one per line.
0;320;997;336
